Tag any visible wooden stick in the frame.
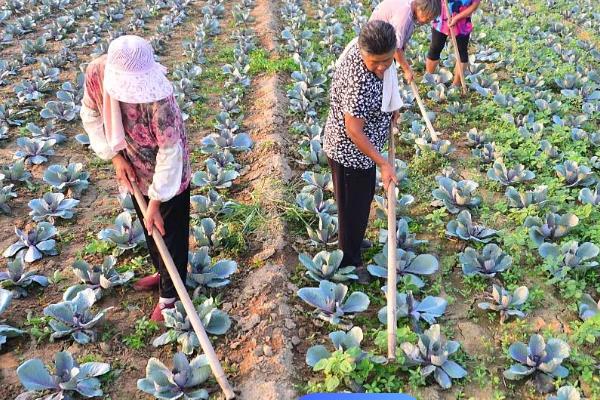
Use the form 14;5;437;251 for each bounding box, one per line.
386;123;398;360
443;0;468;95
130;181;236;400
409;81;439;142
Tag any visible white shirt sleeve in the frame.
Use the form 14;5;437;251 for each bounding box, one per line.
147;140;184;202
80;103;118;161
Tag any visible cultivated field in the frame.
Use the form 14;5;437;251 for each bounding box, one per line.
0;0;598;399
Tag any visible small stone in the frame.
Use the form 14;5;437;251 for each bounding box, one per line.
254;346;263;357
66;344;80;354
99;343;111;354
532;317;546;331
278;304;290;315
222;302;232;312
242;314;261;331
291;336;301;346
298;327;306;337
262;345;273;357
284;319;296;330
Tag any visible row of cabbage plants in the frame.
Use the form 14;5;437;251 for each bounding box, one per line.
402;0;599;396
138;0;262;397
0;0;257;399
280;0;599;397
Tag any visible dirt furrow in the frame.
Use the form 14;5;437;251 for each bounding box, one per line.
214;0;299;398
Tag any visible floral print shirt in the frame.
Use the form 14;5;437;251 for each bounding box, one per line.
81;55;191;200
323;42;392;169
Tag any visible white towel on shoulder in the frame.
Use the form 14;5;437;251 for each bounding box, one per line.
381;62;403;112
336;37;403;113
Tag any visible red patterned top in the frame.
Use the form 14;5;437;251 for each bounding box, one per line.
83;55;191;198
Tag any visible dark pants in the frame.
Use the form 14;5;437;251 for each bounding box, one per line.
328;157;376;268
132;186;190;298
427;28;470;63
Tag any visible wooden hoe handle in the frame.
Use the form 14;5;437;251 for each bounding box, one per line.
130;181;236;400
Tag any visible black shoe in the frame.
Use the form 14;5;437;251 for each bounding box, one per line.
360;239;373;250
355;265;372;284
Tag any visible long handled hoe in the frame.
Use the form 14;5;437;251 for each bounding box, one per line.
130;180;236;400
409;81;439;142
443;0;468;95
386;123;398;360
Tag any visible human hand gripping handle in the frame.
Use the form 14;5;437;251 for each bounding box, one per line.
112;153;137;194
113;154;165;237
379;160;398;191
448;0;481;29
403;68;414;84
394;48;413;83
145;199;166;237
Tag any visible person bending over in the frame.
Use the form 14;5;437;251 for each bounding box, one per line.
370;0;442;83
80;35;191;322
426;0;481;86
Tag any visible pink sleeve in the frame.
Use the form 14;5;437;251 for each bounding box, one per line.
82;58;106;113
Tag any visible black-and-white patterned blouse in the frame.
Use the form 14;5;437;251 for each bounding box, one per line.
323;42;392;169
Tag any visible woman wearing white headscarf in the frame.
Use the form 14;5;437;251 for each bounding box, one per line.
80;35;191;322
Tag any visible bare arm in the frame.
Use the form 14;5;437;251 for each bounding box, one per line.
451;0;481;23
394;48;413;83
344;113;397;188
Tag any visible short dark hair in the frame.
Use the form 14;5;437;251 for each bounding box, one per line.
414;0;442;20
358;20;397;55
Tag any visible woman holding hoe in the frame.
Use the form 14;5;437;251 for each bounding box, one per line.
426;0;481;86
324;21;401;284
80;35;191;322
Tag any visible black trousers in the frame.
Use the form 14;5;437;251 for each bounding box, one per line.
427;28;470;63
328;157;376;268
131;185;190;298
